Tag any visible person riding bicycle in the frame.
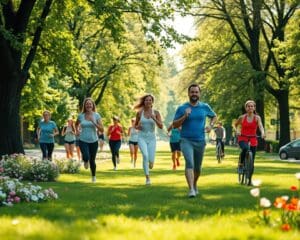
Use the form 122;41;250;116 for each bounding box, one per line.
214;122;226;157
234;100;265;185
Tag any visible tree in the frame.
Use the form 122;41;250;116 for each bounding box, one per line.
180;0;299;146
0;0;184;155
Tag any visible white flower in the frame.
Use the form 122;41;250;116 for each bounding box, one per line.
260;197;271;208
31;195;38;202
295;172;300;180
252;179;262;187
281;195;289;201
250;188;260;197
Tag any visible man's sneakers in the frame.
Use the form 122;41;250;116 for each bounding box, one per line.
188;188;196;198
92;176;96;183
83;161;89;169
145;179;151;185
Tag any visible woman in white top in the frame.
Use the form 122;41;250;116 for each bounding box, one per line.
134;94;163;185
61;118;76;159
128;118;139;168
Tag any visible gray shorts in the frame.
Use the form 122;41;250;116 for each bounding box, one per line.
180;138;206;172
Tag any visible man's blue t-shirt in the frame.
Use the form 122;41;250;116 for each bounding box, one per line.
174;102;216;141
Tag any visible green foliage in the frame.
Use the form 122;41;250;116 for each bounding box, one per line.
54;158;81;174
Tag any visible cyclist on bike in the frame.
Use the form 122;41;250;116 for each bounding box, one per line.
235;100;265;185
214;122;226;157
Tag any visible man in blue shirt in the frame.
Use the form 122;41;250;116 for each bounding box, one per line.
173;83;217;197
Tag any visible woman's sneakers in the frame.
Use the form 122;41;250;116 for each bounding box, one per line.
92;176;96;183
84;161;89;169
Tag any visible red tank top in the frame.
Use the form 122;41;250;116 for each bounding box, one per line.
238;115;258;146
108;125;122;141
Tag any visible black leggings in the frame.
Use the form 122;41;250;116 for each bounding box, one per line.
109;140;121;167
39;142;54;160
79;140;98;176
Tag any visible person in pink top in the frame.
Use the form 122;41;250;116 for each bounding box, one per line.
107;116;123;170
235;100;265;184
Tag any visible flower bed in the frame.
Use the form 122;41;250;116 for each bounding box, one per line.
0;154;81;182
0;176;58;207
250;173;300;231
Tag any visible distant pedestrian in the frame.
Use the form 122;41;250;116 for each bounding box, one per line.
128;118;139;168
107;116;123;170
134;94;163;185
61;118;76;159
167;124;181;170
173;84;217;197
75;97;104;183
214;122;226;157
36;110;59;161
98;129;105;152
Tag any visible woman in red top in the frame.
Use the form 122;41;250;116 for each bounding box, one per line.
107;116;123;170
235;100;265;183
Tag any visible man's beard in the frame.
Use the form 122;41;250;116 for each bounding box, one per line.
189;95;199;103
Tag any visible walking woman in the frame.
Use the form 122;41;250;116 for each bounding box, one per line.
134;94;163;185
107;116;123;170
37;110;59;161
75;97;104;182
128;118;139;168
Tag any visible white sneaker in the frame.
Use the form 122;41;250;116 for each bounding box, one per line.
84;161;89;169
145;179;151;185
113;166;117;171
92;176;96;183
188;189;196;198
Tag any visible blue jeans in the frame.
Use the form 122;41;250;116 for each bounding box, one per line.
239;141;256;164
79;140;98;176
180;138;206;173
109;140;122;167
138;134;156;175
39;142;54;160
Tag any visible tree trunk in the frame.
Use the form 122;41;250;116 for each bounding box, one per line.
0;69;24;156
277;89;290;146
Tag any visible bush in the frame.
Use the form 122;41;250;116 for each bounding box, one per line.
54;158;81;174
28;159;60;182
264;140;279;153
0;177;58;207
0;154;59;182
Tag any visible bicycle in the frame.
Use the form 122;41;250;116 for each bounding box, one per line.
216;139;223;163
237;135;257;186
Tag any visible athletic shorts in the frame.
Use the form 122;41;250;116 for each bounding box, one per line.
129;141;138;146
170;142;181;152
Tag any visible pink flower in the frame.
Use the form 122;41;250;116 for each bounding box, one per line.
14;196;21;203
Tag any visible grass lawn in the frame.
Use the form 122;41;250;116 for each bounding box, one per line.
0;143;299;239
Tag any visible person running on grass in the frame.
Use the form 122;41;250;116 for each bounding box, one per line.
134;94;163;185
107;116;123;170
75;97;104;183
128;118;139;168
167;124;181;170
173;83;217;198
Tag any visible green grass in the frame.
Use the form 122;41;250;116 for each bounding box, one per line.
0;143;299;239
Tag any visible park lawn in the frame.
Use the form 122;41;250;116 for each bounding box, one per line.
0;143;299;240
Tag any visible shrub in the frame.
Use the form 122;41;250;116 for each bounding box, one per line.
0;176;58;207
28;159;60;182
54;158;81;174
264;140;280;153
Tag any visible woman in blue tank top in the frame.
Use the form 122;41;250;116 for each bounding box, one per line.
134;94;163;185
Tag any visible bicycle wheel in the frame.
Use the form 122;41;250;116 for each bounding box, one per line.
244;151;253;185
238;154;244;184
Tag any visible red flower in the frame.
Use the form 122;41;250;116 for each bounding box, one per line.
281;223;291;231
290;186;298;191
